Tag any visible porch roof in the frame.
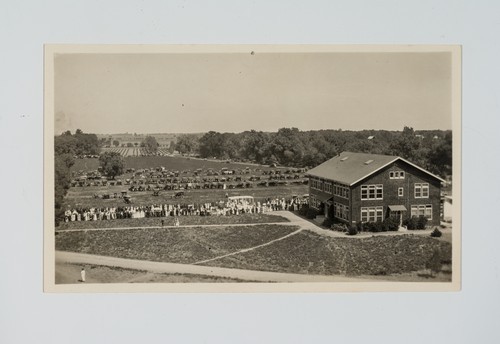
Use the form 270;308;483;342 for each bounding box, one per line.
388;205;407;211
316;194;333;202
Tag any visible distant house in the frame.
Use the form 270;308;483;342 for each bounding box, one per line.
306;151;445;227
442;195;453;222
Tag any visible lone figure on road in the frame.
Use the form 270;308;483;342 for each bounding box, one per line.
81;268;86;282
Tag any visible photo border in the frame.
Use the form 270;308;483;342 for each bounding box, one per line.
44;44;462;293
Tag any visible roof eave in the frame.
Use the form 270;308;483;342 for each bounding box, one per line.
397;157;446;183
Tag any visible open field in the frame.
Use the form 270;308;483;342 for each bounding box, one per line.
202;231;452;277
63;184;308;208
56;213;289;230
71;155;284;174
55;224;298;264
55;221;452;278
56;263;253;283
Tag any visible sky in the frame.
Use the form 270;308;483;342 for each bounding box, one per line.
54;51;452;134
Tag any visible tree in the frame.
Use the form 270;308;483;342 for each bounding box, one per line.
75;128;83;135
143;136;159;153
113;140;120;147
168;140;176;153
198;131;225;158
54;153;75;225
267;128;305;166
99;152;124;179
427;131;452;177
54;131;100;156
175;134;199;155
126;142;134;147
426;248;442;277
240;130;269;163
134;142;139;147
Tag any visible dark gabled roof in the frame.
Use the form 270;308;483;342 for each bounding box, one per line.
306;151;445;186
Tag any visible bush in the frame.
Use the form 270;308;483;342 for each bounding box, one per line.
363;221;385;232
362;222;374;232
403;216;428;230
347;226;358;236
298;204;309;217
426;248;442;276
322;217;333;228
383;217;400;231
331;223;348;232
306;208;318;219
416;216;428;229
430;228;443;238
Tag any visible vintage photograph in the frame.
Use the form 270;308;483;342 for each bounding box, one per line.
44;45;461;292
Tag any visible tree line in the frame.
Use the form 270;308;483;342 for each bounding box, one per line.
54;127;452;224
54;131;160;223
54;130;100;224
175;127;452;177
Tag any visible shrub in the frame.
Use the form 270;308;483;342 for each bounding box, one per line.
403;216;428;230
356;222;364;232
426;248;442;276
416;216;428;229
403;216;418;230
363;221;385;232
362;222;375;232
383;217;400;231
347;226;358;236
298;204;309;217
430;228;442;238
402;218;411;229
322;217;333;228
374;221;385;232
331;223;348;232
306;208;318;219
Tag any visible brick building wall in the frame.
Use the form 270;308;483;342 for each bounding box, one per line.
350;161;441;226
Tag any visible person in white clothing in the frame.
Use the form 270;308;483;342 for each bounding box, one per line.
81;268;86;282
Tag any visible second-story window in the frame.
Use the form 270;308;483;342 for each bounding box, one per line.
389;171;405;179
361;184;383;200
414;183;429;198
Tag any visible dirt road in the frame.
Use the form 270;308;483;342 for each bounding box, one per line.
56;251;370;283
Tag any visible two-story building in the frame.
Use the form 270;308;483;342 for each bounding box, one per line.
306;151;445;227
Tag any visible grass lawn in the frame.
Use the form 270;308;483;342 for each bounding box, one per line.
71;156;287;174
55;224;298;264
55;263;253;284
63;184;308;208
56;213;289;230
201;231;452;278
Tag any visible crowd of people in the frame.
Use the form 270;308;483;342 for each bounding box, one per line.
62;197;308;223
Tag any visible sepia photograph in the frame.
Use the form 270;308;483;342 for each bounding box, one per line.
44;45;461;292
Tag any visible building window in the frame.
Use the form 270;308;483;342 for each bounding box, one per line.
361;206;383;222
310;196;319;209
334;184;349;199
324;182;332;193
390;171;405;179
398;187;404;197
334;202;349;221
361;184;383;200
414;183;429;198
411;204;432;220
